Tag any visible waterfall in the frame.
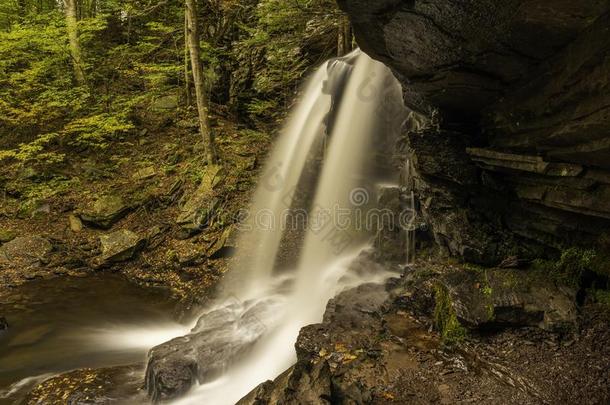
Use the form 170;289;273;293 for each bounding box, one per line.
164;50;407;405
233;55;356;297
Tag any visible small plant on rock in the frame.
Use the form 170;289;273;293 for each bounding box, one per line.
433;284;467;346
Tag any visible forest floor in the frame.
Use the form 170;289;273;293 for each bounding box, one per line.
0;105;273;310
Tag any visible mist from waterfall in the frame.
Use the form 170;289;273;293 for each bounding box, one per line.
165;49;408;405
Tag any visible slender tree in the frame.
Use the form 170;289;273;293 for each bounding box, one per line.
184;9;191;106
337;16;352;57
64;0;86;85
185;0;217;163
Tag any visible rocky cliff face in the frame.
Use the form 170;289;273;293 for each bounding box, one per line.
339;0;610;264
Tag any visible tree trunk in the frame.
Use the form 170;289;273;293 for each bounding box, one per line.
64;0;86;85
345;20;353;53
337;21;346;56
184;10;191;106
185;0;217;163
337;16;352;56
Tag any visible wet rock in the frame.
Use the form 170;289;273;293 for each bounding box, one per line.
238;360;332;405
374;186;405;262
97;229;145;265
245;262;610;404
239;283;390;405
146;297;280;402
80;195;130;229
26;365;145;405
68;214;83;232
442;269;577;331
0;236;52;267
176;165;224;238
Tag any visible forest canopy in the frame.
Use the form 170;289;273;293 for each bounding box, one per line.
0;0;352;164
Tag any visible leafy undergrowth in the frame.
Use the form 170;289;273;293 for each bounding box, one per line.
0;108;273;300
531;248;602;287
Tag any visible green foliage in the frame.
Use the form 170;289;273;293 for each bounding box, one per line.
0;0;345;163
234;0;342;121
532;247;600;287
63;113;134;148
433;284;468;346
591;289;610;308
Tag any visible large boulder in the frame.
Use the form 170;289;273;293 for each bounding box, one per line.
176;165;224;238
0;236;52;268
25;365;145;405
238;283;396;405
80;195;130;229
97;229;145;265
145;297;281;402
441;269;578;331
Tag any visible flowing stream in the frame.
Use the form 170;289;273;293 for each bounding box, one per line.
0;275;188;403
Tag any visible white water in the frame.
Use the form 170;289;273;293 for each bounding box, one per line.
83;49;407;405
170;50;407;405
236;65;331;295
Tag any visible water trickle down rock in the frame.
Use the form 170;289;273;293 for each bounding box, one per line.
176;165;224;239
374;186;405;263
80;195;131;229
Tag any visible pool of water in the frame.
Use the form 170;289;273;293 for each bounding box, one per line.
0;274;188;403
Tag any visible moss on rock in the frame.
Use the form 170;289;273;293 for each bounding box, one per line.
433;283;467;346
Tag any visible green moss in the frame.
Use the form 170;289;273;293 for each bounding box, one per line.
433;284;467;346
486;303;495;321
532;247;605;287
592;290;610;308
463;263;487;274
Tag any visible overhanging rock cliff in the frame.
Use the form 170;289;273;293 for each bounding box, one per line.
339;0;610;264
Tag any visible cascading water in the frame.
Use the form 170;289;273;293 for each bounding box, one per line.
146;49;408;405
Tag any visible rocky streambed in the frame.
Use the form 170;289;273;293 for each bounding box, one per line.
240;262;610;404
15;253;610;405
